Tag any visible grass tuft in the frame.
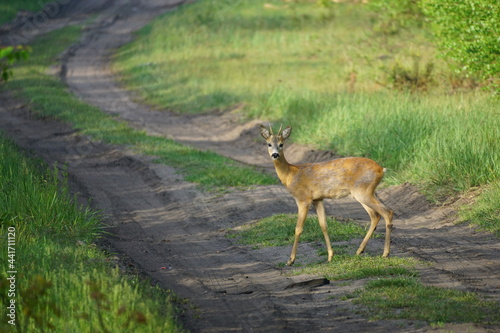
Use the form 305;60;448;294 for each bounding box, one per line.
351;277;500;325
292;255;419;281
229;213;372;248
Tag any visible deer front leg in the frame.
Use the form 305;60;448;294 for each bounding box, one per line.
287;201;309;266
313;200;333;262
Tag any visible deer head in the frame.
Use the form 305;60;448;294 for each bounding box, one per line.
259;124;292;160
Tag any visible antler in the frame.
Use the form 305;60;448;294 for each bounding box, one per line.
266;124;284;136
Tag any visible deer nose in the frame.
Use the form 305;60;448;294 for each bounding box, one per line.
271;153;280;159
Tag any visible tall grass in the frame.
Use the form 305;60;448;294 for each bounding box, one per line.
260;91;499;195
0;135;183;332
114;0;441;113
114;0;499;230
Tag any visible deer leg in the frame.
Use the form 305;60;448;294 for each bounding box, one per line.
368;197;393;257
287;201;309;266
313;200;334;262
381;206;394;257
356;203;381;255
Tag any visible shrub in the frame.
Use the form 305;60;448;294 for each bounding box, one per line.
0;45;31;82
421;0;499;89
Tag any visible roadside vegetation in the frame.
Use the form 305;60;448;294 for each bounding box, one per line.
113;0;499;235
2;26;275;190
350;277;500;325
0;134;183;332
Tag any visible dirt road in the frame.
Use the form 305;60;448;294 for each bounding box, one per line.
1;1;499;332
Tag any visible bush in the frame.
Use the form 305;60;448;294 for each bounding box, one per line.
421;0;499;88
0;45;31;82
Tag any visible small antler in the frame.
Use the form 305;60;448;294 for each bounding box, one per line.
278;124;283;136
269;125;274;136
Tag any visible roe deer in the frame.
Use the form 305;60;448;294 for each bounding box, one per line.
260;125;394;265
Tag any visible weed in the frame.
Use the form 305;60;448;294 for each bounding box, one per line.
382;57;435;92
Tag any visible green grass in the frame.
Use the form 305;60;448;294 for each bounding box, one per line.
0;0;54;24
3;25;275;190
0;134;183;332
229;213;372;248
350;277;500;325
292;255;419;281
113;0;444;112
459;181;500;237
113;0;499;233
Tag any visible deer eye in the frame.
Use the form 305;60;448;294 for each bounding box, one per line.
279;143;283;148
268;143;272;147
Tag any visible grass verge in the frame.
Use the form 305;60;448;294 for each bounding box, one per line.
459;181;500;237
349;277;500;326
113;0;499;233
3;25;276;190
0;134;183;332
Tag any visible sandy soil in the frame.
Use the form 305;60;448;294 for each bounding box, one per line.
1;1;499;332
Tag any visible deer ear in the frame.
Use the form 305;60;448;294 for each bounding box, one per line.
281;126;292;140
259;125;271;139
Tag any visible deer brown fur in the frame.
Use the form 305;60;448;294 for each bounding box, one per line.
260;125;394;265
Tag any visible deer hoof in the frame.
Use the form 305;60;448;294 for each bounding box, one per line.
286;258;295;266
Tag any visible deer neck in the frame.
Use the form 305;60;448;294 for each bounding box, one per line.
272;154;296;187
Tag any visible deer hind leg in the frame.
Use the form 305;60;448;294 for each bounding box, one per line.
380;203;394;257
287;201;310;266
356;203;381;255
354;193;394;257
313;200;334;262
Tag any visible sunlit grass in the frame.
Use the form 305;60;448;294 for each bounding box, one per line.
0;135;183;332
350;277;500;325
292;254;419;281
